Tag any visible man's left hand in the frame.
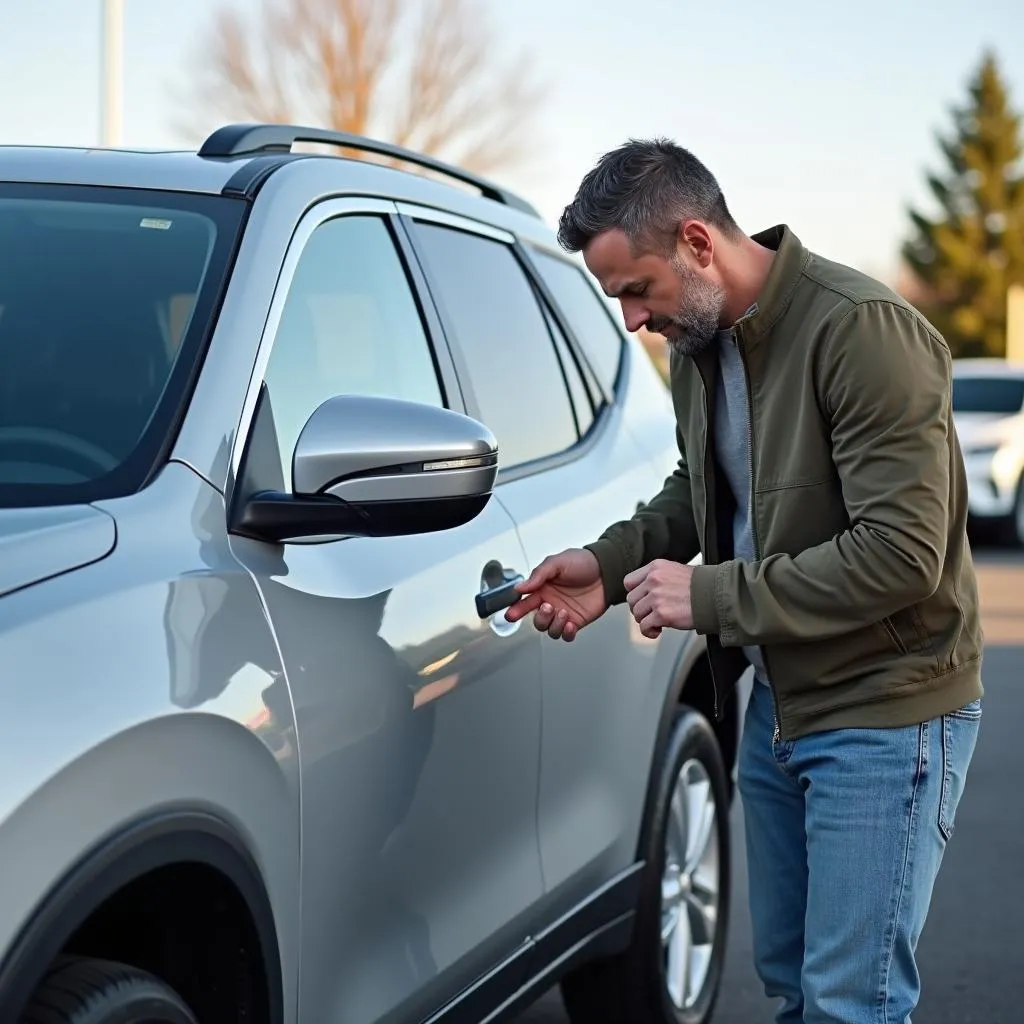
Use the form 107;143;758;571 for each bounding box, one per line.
624;559;695;639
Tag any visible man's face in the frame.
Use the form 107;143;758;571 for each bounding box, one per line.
583;227;726;357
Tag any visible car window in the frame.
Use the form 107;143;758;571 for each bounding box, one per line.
412;223;578;470
262;214;444;490
952;376;1024;415
531;249;625;393
0;186;242;507
540;301;595;437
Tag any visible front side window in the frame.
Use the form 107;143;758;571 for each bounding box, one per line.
262;214;444;490
412;222;579;470
0;184;242;507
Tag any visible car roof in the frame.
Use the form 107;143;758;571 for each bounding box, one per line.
952;358;1024;379
0;145;246;196
0;125;576;269
0;123;544;220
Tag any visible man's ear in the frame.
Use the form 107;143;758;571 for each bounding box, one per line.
679;220;714;269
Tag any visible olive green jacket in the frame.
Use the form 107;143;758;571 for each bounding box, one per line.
587;225;983;740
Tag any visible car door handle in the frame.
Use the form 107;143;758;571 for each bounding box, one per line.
476;562;525;619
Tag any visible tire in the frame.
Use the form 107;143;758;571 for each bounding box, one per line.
19;956;198;1024
561;707;731;1024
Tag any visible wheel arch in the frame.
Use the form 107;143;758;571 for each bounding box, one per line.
633;632;740;862
0;808;284;1023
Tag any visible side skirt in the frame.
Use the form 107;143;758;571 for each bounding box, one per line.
424;862;645;1024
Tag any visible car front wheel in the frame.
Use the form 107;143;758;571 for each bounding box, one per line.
561;706;731;1024
18;956;198;1024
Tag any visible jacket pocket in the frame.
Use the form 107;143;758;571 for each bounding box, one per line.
877;606;937;663
877;616;909;655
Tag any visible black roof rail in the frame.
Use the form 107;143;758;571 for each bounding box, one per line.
199;123;540;218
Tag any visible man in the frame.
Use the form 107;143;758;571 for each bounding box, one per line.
505;138;983;1023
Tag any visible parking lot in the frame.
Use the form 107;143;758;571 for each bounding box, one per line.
519;546;1024;1023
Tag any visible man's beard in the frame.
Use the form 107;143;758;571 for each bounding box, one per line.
650;259;726;358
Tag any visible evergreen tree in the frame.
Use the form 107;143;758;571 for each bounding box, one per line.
902;50;1024;358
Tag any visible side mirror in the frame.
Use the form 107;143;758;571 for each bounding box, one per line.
233;395;498;544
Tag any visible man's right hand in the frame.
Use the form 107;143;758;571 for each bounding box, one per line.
504;548;608;642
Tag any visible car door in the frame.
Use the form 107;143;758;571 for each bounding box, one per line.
401;211;666;927
517;245;678;907
225;198;544;1024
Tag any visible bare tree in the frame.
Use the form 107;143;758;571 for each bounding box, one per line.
175;0;544;177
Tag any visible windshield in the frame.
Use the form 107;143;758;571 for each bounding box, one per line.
951;376;1024;415
0;184;244;507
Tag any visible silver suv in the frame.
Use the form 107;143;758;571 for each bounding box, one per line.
0;125;749;1024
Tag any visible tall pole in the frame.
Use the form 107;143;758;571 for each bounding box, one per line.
100;0;123;147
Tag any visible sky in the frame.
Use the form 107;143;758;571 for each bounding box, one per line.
1;0;1023;283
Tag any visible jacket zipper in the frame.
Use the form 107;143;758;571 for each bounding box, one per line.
736;323;783;744
699;370;721;721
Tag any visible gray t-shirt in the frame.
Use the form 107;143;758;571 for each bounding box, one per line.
713;314;769;684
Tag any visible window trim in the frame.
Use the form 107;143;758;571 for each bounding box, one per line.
227;197;465;500
397;204;625;483
517;245;610;410
394;202;516;245
519;241;629;401
533;282;594;437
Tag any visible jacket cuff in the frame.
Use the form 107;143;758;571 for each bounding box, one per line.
690;563;722;636
583;539;630;607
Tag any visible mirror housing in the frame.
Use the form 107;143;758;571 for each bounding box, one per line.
233;395;498;544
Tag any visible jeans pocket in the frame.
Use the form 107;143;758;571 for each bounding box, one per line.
947;697;983;721
938;700;982;841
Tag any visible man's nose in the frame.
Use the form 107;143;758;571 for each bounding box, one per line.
620;302;649;334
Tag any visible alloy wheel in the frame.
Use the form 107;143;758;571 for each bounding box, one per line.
661;758;720;1011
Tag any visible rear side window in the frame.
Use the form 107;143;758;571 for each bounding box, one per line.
531;250;625;393
541;303;595;437
412;223;579;470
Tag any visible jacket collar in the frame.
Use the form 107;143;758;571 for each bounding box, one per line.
735;224;809;348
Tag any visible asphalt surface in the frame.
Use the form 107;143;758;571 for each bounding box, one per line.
517;546;1024;1023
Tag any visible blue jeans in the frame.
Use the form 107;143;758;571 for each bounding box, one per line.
738;681;981;1024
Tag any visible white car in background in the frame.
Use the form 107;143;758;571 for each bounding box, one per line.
952;358;1024;546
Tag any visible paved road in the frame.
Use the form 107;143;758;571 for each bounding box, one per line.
517;545;1024;1023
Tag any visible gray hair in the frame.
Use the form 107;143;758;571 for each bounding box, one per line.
557;138;739;255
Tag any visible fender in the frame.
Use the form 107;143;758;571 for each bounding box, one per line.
633;631;734;861
0;809;284;1024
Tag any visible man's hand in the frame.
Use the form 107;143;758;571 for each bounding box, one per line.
624;559;695;639
505;548;608;642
